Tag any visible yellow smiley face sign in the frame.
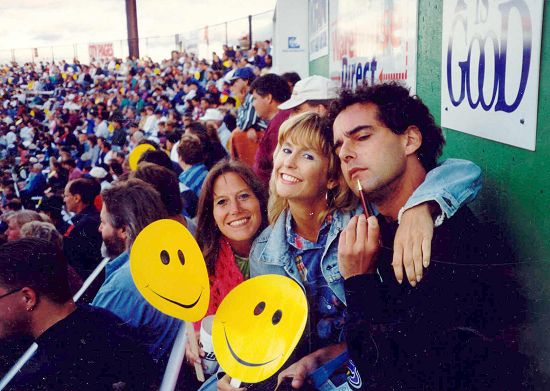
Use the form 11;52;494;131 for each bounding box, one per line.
212;275;308;383
128;143;156;171
130;219;210;322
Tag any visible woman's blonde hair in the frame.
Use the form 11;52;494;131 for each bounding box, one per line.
268;112;356;225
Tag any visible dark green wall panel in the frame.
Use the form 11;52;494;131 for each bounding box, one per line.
418;0;549;374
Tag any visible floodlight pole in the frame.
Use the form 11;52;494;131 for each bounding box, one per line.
126;0;140;59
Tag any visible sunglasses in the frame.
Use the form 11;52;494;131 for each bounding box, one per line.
0;287;22;301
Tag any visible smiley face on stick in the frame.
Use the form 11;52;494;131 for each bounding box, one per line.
130;219;210;322
212;275;308;383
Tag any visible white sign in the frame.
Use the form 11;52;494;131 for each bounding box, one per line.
88;43;114;61
328;0;418;92
309;0;329;61
441;0;543;151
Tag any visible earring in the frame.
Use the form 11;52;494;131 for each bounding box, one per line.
326;188;335;208
27;306;34;312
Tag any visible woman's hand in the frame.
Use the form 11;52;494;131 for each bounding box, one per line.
184;330;204;368
392;203;435;286
217;374;246;391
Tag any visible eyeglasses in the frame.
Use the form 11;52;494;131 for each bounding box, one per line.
0;288;22;301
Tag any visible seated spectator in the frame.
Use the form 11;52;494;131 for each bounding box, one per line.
228;67;266;168
222;97;237;131
278;75;338;116
280;71;301;92
62;178;102;289
5;210;48;241
249;73;291;184
4;198;22;212
200;108;231;152
61;158;83;181
0;238;156;390
131;162;196;232
20;221;83;296
92;179;183;365
47;161;69;193
177;135;209;197
187;161;268;370
185;121;228;169
37;194;70;234
19;163;47;200
330;84;530;390
139;147;182;175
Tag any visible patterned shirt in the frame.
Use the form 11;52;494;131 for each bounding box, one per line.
285;212;346;351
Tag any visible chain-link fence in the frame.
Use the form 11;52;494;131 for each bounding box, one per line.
0;10;273;65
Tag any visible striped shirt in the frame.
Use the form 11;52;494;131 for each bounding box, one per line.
236;93;267;131
178;163;208;197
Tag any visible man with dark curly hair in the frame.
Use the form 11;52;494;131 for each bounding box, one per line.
330;83;527;390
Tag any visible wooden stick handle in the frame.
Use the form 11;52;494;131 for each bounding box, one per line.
185;322;205;382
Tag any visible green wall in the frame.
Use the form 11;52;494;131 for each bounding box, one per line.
309;0;549;375
418;0;549;374
309;55;328;77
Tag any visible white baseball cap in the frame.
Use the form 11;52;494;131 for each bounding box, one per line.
200;108;224;122
89;166;108;179
278;75;339;110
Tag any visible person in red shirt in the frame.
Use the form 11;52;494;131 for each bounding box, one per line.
249;74;291;184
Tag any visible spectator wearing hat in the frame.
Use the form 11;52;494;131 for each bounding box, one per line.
230;67;266;133
249;74;292;184
277;75;338;116
228;67;267;168
89;166;111;190
200;108;231;152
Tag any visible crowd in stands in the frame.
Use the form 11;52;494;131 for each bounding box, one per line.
0;41;542;390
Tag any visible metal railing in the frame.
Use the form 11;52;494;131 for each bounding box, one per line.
0;10;273;65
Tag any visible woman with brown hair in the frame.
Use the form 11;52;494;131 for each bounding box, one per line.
185;160;268;367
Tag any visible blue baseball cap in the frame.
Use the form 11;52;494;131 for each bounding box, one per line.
230;67;255;82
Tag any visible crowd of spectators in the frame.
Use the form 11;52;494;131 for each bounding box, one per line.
0;39;540;390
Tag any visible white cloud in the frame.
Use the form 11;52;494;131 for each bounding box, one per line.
0;0;276;51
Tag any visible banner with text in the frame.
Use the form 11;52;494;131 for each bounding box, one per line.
328;0;418;92
441;0;543;151
309;0;329;61
88;43;114;62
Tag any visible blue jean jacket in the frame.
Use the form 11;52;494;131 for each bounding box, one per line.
250;158;482;305
251;207;354;304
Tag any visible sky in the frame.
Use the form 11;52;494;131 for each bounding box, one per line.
0;0;276;51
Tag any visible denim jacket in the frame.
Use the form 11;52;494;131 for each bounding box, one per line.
250;158;481;305
401;159;482;226
250;208;354;305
